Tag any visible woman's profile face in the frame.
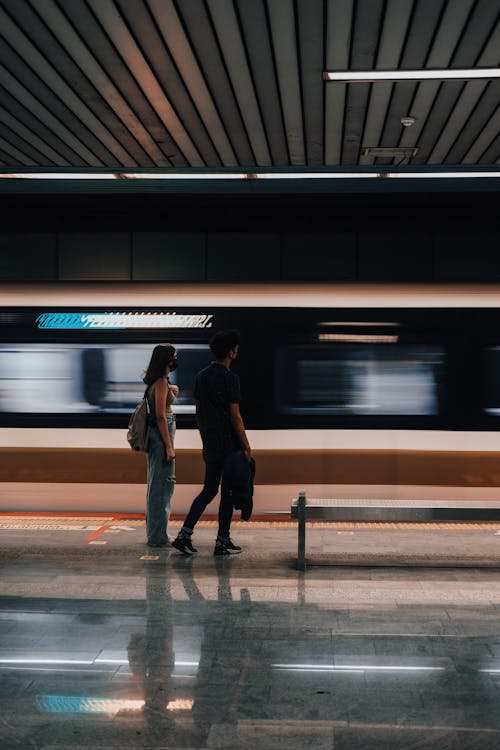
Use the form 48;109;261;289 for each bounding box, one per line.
167;350;177;372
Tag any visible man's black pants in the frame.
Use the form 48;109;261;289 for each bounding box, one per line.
183;458;233;538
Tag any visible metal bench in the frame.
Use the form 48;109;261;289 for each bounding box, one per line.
290;491;500;571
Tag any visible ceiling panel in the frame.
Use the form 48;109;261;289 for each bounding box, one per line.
0;0;498;169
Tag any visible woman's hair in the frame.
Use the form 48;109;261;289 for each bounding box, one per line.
209;329;240;359
143;344;176;385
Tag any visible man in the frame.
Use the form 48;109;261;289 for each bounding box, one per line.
172;330;251;556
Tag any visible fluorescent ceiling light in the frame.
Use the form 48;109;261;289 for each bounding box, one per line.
385;172;500;179
324;67;500;82
121;172;246;180
251;172;379;179
0;171;499;180
0;172;246;180
0;172;119;180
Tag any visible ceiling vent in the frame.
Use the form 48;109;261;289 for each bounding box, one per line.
362;147;418;159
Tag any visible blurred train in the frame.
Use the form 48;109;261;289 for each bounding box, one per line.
2;283;500;514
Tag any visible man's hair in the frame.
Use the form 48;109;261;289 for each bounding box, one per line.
210;329;240;359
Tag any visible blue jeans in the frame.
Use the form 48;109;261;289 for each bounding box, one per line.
146;416;175;545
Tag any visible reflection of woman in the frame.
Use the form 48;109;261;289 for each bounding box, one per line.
143;344;179;547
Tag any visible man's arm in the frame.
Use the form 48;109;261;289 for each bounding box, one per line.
195;399;203;434
229;402;251;459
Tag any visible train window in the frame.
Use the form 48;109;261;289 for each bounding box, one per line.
0;343;210;415
275;344;444;415
483;348;500;415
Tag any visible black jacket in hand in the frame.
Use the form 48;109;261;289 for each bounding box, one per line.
221;451;256;521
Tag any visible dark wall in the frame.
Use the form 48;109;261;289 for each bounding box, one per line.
1;190;500;282
2;228;500;282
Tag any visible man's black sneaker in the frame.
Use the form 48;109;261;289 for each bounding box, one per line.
214;538;242;556
172;535;198;555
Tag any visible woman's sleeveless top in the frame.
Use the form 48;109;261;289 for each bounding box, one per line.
148;378;174;415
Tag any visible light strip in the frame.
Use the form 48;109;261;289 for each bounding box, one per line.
0;172;247;180
251;172;379;179
121;172;247;180
0;658;93;664
0;171;499;180
319;322;400;327
385;172;500;179
272;663;445;672
324;67;500;82
318;333;399;343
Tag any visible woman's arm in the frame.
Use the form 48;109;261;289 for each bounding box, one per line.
154;379;175;461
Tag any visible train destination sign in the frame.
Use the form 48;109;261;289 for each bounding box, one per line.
36;312;214;330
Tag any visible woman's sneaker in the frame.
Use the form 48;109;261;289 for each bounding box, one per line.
172;534;198;555
214;538;242;556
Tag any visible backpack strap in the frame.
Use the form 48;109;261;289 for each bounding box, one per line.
144;385;151;416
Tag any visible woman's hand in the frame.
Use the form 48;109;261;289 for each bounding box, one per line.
166;447;175;462
169;385;179;398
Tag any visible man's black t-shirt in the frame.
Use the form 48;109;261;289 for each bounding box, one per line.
194;363;242;462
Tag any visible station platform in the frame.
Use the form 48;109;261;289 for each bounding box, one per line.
2;516;500;749
2;513;500;567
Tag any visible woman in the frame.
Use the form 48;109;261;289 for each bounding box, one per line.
143;343;179;547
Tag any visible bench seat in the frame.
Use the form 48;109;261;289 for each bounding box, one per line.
291;492;500;570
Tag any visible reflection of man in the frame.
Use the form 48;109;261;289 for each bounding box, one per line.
127;558;174;737
173;330;251;557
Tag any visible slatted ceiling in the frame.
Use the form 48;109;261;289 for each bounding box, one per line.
267;0;305;165
177;0;254;165
297;0;324;166
2;2;135;167
0;123;49;166
483;116;500;163
436;19;500;164
61;1;174;167
414;0;498;164
376;1;445;165
359;1;412;167
0;0;499;170
38;0;163;167
208;0;271;166
147;0;237;166
0;135;29;165
324;0;352;165
88;0;197;166
0;106;64;166
0;40;109;167
445;81;499;163
400;0;478;165
342;0;385;165
118;0;220;166
466;103;500;162
237;0;288;166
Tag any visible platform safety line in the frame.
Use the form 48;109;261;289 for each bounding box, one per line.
85;514;143;542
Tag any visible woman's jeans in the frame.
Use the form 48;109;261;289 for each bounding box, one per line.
183;458;234;539
146;416;175;545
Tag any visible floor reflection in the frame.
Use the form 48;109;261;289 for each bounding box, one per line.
1;552;500;748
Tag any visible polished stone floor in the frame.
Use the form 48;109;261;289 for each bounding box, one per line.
2;522;500;748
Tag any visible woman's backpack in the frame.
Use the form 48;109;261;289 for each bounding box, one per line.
127;388;151;452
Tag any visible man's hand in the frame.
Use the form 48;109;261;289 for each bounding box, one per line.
166;447;175;462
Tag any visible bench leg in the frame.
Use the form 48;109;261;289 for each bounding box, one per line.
297;490;306;571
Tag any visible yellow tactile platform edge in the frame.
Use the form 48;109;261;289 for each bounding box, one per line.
1;517;500;531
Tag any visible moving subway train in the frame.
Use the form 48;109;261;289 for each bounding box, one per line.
2;283;500;514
